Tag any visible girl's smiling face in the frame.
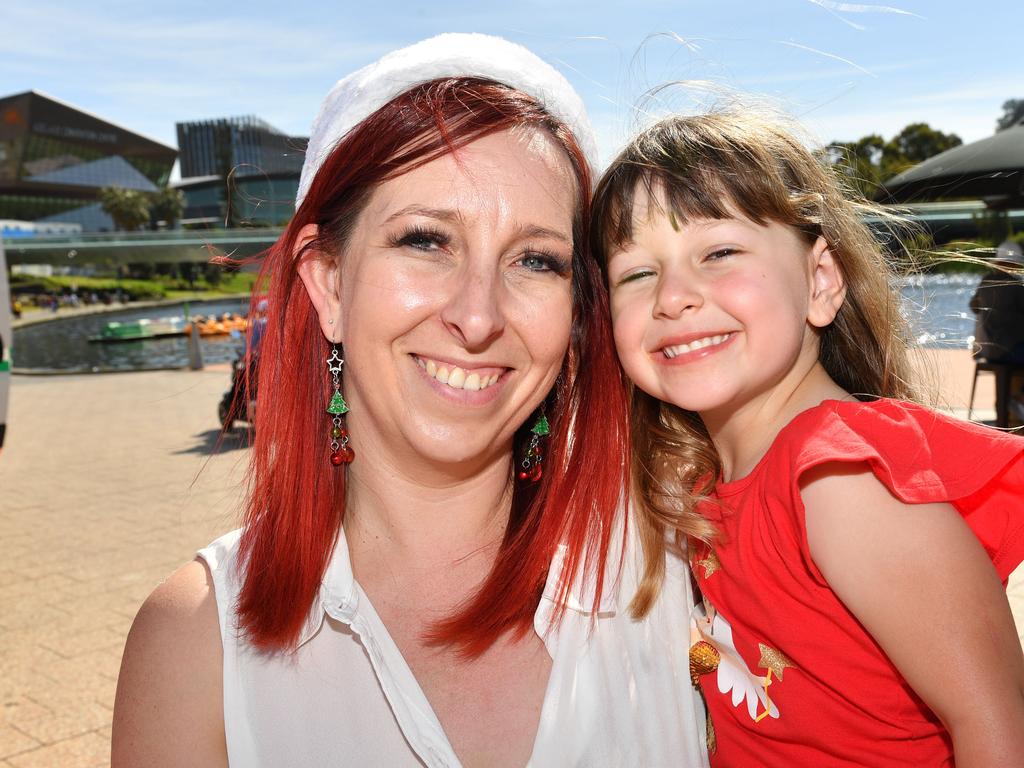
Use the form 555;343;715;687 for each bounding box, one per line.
606;188;842;423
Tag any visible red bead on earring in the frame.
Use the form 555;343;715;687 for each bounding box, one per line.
518;413;549;482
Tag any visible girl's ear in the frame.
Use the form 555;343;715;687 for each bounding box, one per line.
807;236;846;328
295;224;343;342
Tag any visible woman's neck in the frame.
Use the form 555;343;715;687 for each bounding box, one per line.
342;436;514;586
703;357;849;482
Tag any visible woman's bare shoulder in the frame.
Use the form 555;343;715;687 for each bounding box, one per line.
135;559;220;628
112;559;226;767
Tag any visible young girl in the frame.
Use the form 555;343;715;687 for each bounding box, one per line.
592;111;1024;766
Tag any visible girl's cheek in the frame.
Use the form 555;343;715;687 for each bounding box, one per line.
611;315;645;377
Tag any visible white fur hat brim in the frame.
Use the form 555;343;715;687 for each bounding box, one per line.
297;33;597;206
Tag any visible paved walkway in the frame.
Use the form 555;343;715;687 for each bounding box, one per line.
0;350;1019;767
0;367;245;767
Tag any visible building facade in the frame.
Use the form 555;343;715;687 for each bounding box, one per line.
0;91;177;231
175;116;305;227
176;116;305;179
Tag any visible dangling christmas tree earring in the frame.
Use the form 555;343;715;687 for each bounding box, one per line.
325;344;354;466
518;410;550;482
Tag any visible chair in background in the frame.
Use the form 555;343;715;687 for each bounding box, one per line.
968;360;1024;428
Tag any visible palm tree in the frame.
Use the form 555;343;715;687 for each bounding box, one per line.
99;187;151;232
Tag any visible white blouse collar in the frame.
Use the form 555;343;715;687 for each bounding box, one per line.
295;521;625;649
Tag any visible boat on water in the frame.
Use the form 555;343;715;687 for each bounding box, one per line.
89;313;248;343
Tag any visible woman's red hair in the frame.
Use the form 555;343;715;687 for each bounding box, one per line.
237;77;629;656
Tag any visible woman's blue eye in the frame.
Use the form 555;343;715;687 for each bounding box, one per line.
394;227;449;251
521;254;550;271
520;252;570;275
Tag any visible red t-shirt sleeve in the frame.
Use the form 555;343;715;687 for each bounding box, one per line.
779;399;1024;583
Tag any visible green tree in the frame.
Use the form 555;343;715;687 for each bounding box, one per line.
882;123;962;177
828;134;886;198
203;262;224;287
996;99;1024;131
149;187;186;230
829;122;963;196
99;187;152;231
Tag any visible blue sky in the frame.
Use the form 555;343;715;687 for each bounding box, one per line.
2;1;1020;169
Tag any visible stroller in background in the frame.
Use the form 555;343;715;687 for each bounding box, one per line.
219;335;257;431
219;299;267;431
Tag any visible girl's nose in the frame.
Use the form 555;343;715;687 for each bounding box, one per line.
653;272;703;319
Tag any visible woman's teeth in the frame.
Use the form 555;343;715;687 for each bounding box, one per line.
663;334;730;358
418;357;501;391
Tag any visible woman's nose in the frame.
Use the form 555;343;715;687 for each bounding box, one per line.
653;272;703;319
440;263;506;349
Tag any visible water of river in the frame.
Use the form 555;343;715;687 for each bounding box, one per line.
900;272;980;348
12;298;249;372
11;274;983;372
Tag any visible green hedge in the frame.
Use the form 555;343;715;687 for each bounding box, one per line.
10;271;257;298
10;274;167;299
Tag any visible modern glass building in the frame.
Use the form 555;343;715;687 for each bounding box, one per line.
0;91;177;231
176;116;305;179
174;173;301;228
174;116;306;227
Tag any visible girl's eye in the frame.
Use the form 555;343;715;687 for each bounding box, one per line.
705;248;736;262
616;268;655;285
392;227;449;251
518;251;571;276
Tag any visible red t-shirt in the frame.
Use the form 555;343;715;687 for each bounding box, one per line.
690;398;1024;767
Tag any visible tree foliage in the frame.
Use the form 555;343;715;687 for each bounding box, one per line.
99;187;152;231
828;122;962;199
99;186;186;231
149;186;186;229
996;99;1024;131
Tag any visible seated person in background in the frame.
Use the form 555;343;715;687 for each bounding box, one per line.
971;240;1024;363
971;239;1024;421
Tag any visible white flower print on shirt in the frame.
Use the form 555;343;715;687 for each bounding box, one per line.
691;603;779;721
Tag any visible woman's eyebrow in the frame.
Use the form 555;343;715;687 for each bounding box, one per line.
515;223;572;245
385;206;571;245
385;205;464;224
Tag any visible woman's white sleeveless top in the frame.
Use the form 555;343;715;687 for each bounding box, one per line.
198;520;709;768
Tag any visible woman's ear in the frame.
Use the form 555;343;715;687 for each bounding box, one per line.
807;236;847;328
295;224;343;341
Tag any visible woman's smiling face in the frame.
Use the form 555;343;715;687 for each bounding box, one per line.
333;128;577;471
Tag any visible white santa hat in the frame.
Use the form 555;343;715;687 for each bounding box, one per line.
297;33;598;206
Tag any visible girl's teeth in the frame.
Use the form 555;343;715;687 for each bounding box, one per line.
436;366;450;384
464;373;481;391
663;334;729;357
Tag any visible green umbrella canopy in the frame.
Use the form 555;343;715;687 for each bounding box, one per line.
877;120;1024;207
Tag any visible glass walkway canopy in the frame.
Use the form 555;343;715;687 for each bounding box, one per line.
1;227;283;267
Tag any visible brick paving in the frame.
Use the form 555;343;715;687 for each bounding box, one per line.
0;368;245;767
0;350;1018;767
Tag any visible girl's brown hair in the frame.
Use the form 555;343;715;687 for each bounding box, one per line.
591;110;922;616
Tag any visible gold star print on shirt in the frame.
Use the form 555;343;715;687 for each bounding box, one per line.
758;644;795;681
693;549;721;579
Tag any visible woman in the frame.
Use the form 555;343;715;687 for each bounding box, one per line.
112;34;708;767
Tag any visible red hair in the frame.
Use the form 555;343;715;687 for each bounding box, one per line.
237;78;629;655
